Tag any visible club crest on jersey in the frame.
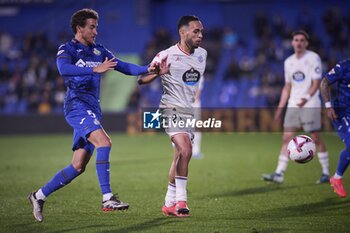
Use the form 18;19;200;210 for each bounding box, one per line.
93;48;101;56
198;55;204;63
315;66;321;74
292;71;305;82
182;68;200;86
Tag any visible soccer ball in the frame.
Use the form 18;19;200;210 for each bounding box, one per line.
287;135;315;163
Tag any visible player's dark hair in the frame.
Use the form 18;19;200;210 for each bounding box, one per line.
71;8;99;34
177;15;200;30
292;30;309;41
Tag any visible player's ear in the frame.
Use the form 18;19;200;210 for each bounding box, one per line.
179;27;186;37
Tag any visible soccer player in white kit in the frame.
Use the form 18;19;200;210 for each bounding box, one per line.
138;15;206;217
262;30;329;184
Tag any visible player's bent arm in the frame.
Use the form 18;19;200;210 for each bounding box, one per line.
320;77;337;120
137;73;159;85
320;78;331;104
306;79;321;100
278;82;292;108
56;57;94;76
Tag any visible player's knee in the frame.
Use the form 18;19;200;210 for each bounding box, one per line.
179;147;192;160
98;138;112;147
72;162;87;174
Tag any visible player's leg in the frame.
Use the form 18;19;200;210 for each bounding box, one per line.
304;107;329;183
28;148;91;222
310;131;329;183
88;128;129;211
262;107;299;183
330;117;350;197
162;147;179;216
171;133;192;216
192;131;202;159
192;106;202;159
262;129;295;184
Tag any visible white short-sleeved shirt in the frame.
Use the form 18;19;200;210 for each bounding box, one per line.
284;50;322;107
151;44;207;111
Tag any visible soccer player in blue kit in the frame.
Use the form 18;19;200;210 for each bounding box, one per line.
321;59;350;198
28;8;161;222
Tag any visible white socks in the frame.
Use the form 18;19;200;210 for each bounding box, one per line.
164;177;188;206
175;176;187;202
317;151;329;175
275;154;289;175
35;189;46;200
164;182;176;207
103;193;113;202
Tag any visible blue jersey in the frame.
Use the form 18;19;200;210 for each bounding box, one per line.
325;59;350;117
56;39;149;154
56;38;148;117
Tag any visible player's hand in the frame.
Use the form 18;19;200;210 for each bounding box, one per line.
93;57;117;73
274;108;283;121
297;98;307;107
147;62;159;73
326;108;337;121
158;56;171;75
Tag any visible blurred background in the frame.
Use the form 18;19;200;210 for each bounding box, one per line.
0;0;349;134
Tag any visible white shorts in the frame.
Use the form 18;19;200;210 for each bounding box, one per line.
160;108;194;142
283;107;321;132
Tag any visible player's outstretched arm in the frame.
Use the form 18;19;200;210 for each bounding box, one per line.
114;58;157;76
320;77;337;120
138;56;170;85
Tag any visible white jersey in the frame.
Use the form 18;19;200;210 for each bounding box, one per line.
284;50;322;107
151;44;207;111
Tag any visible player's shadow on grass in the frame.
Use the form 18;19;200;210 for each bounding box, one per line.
208;184;301;198
101;217;175;233
265;197;350;218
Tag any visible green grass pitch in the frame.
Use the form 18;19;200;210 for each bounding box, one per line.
0;133;349;233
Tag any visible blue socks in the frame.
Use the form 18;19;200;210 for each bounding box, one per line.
336;149;350;176
41;164;80;197
96;147;112;194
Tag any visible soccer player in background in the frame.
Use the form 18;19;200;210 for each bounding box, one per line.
192;75;204;159
320;59;350;198
262;30;330;184
28;8;160;222
138;15;207;217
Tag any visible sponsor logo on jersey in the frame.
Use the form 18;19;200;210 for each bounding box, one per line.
182;68;200;86
292;71;305;82
75;59;101;68
93;48;101;56
77;49;83;53
75;59;86;67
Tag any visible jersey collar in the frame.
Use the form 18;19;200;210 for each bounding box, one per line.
72;38;96;49
177;43;193;56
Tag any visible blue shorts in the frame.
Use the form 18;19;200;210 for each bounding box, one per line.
332;115;350;149
65;109;102;155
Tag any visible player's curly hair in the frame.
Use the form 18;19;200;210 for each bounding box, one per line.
71;8;99;34
177;15;200;30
